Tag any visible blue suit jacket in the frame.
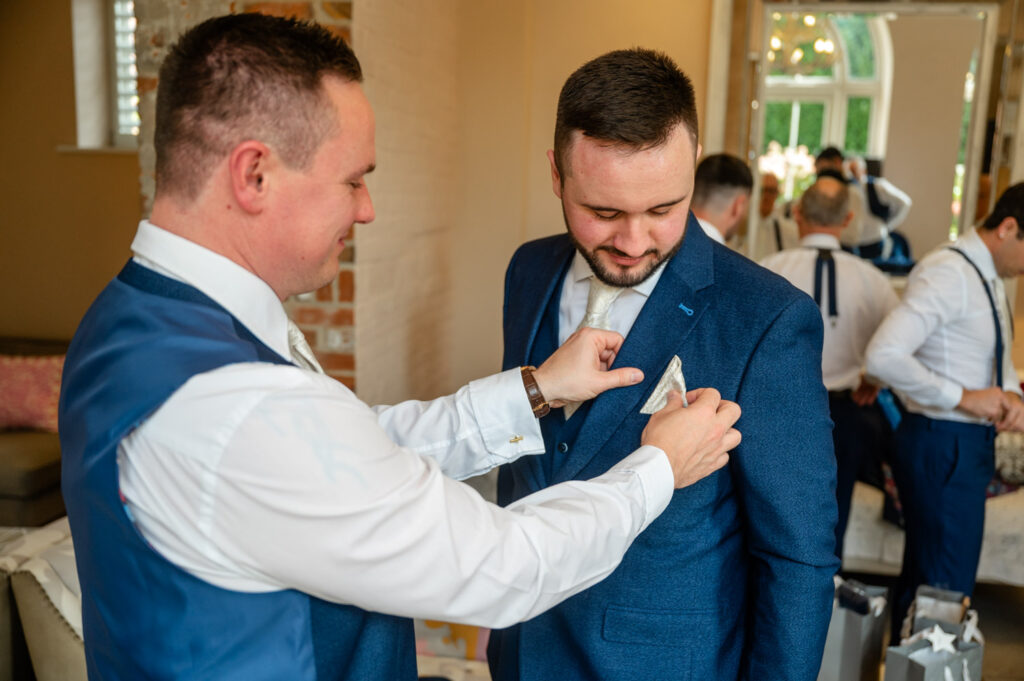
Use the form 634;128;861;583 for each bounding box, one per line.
490;217;839;681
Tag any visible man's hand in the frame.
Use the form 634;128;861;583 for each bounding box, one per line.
851;377;881;406
641;389;741;489
996;391;1024;433
958;387;1010;421
531;328;643;407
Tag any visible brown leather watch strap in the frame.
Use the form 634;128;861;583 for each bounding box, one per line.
520;366;550;418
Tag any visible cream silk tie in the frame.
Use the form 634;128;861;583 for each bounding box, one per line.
564;277;624;419
287;321;325;374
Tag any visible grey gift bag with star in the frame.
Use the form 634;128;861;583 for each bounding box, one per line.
817;578;889;681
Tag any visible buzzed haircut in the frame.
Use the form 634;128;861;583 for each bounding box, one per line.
692;154;753;209
981;182;1024;239
553;48;698;180
816;146;844;166
800;178;850;228
155;13;363;201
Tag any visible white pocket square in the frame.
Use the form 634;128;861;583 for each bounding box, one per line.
640;355;687;414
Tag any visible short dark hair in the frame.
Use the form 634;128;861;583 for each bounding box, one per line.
799;177;850;228
692;154;753;209
816;146;844;165
981;182;1024;238
155;13;363;201
815;168;848;184
553;48;698;179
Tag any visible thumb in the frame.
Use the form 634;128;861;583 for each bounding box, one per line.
661;390;684;411
600;367;644;390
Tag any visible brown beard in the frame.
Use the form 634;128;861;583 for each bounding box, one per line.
563;205;685;287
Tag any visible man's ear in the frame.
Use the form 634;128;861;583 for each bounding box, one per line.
998;216;1018;239
228;141;272;214
841;210;854;229
547;149;563;199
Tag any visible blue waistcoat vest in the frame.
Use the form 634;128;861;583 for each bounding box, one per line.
59;261;415;681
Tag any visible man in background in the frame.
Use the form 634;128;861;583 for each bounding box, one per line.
761;176;899;559
867;183;1024;631
815;146;912;260
751;171;800;259
489;47;838;681
691;153;753;245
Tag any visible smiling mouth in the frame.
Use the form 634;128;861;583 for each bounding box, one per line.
598;247;655;268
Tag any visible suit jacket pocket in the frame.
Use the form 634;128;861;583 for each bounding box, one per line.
601;603;716;647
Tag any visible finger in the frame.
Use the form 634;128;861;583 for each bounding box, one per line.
587;328;626;354
687;387;722;409
721;428;741;451
716;400;742;426
660;390;684;411
602;367;644;389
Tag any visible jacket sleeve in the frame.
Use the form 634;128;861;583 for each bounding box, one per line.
734;293;839;681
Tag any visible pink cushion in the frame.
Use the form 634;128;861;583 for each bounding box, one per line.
0;355;64;432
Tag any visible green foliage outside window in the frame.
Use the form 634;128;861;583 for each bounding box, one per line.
764;101;793;152
833;15;875;79
845;97;871;154
797;102;825;152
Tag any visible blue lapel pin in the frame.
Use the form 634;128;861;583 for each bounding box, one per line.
678;302;694;316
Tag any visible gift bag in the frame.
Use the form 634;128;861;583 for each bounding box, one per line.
903;585;969;640
818;578;889;681
884;625;982;681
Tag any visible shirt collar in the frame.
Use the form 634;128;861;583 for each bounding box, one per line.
569;249;666;298
696;217;726;245
130;220;293;360
799;233;841;250
956;228;998;281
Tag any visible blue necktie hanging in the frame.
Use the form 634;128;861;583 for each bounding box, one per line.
813;249;838;326
948;247;1004;389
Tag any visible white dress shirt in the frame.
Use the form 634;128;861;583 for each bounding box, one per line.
841;177;913;247
750;208;800;261
760;234;899;391
118;221;674;627
696;217;726;245
866;228;1021;423
558;251;667;345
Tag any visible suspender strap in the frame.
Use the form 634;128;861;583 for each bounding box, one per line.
812;248;838;324
773;218;783;251
948;247;1004;388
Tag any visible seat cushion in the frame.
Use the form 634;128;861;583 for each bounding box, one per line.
0;432;61;498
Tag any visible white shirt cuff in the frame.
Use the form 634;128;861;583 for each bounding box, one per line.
606;445;674;531
467;368;545;463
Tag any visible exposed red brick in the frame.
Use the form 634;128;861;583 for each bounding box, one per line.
326;25;352;46
337;270;354;302
322;2;352;20
301;328;316;346
330;308;354;326
319;352;355;372
243;3;312;18
315;281;333;302
137;77;158;94
292;307;326;325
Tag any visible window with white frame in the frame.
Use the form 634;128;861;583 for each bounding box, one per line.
760;12;892;198
71;0;139;149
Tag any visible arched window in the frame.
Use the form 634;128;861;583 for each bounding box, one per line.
760;12;892;197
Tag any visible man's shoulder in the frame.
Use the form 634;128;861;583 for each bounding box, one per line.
714;246;807;304
513;233;572;260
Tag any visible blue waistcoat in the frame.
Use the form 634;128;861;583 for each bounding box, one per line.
59;261;415;681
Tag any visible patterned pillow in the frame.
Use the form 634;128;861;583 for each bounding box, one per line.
0;355;64;432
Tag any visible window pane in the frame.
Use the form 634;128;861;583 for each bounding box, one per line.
763;101;793;152
844;96;872;154
767;13;836;78
833;15;875;79
797;102;825;152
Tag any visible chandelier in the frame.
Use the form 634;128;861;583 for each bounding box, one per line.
767;12;838;77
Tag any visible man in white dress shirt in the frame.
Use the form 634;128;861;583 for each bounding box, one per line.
57;15;741;681
815;147;912;260
691;153;753;246
760;176;899;560
751;172;800;260
866;183;1024;631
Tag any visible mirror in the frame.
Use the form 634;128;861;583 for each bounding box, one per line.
741;3;1000;263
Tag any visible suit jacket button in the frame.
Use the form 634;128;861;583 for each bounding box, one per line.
558;442;569;453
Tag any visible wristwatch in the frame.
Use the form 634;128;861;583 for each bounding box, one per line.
520;366;550;418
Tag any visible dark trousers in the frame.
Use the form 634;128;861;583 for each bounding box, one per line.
890;412;994;631
829;391;894;560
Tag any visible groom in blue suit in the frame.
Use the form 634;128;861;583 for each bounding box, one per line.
488;49;840;680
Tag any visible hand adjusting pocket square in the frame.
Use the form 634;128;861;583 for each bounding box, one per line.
639;355;687;414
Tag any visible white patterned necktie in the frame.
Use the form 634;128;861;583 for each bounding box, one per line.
564;277;625;419
287;321;325;374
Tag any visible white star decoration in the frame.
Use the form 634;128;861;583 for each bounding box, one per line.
923;625;958;655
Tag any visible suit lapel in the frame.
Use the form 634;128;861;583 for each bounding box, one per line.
555;213;717;484
505;238;575;368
